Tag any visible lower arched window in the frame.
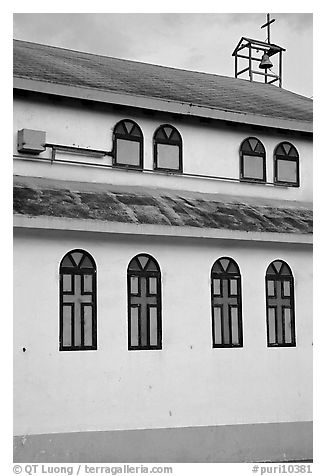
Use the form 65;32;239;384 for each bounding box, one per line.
211;257;243;348
265;260;296;347
127;254;162;350
59;249;97;351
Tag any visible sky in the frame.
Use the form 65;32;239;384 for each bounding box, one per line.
13;13;313;98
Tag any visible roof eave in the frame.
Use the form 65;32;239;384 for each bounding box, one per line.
13;77;313;133
13;214;313;245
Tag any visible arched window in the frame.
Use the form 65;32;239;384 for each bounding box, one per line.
153;124;182;172
59;249;97;351
266;260;296;347
211;257;243;348
274;142;299;186
240;137;266;182
127;254;162;350
113;119;143;169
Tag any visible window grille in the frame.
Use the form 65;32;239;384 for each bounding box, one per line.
59;249;97;351
127;254;162;350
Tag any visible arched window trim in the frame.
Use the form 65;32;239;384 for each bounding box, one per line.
59;249;97;351
239;137;266;183
112;119;144;169
127;253;162;351
265;259;296;347
274;141;300;187
153;124;183;173
211;257;243;348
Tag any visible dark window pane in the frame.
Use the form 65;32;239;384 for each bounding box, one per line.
130;276;139;295
268;307;276;344
138;255;149;269
277;159;297;183
219;258;230;272
146;260;159;272
223;308;230;344
170;130;180;141
282;280;291;297
241;140;252;153
155;128;166;140
140;306;147;347
280;263;291;276
128;258;141;271
163;126;173;138
212;261;223;273
231;307;239;345
71;252;84;266
273;261;283;273
61;255;75;268
156;144;180;170
275;145;284;156
276;309;283;344
116;139;140;166
213;278;221;295
289;147;298;157
63;274;72;293
62;306;72;346
131;126;141;138
283;143;292;154
227;261;238;273
284;308;292;343
83;275;93;293
115;122;126;134
255;141;265;153
149;277;157;295
243;155;264;179
213;307;222;345
229;279;237;295
80;255;94;269
266;263;277;275
149;307;158;346
267;280;275;297
248;138;258;150
130;307;139;347
83;305;93;347
124;121;134;134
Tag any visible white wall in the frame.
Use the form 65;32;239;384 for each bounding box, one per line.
13;95;313;202
13;229;313;436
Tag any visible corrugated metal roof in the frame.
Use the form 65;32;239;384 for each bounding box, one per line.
13;176;312;235
13;40;312;125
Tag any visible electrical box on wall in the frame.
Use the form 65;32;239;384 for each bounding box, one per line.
17;129;46;154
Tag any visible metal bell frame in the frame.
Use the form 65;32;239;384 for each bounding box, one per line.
232;37;285;87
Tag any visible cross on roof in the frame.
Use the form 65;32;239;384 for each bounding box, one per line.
261;13;276;44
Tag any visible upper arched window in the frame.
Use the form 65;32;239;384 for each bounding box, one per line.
274;142;299;187
59;249;97;351
240;137;266;182
127;254;162;350
113;119;143;169
153;124;183;172
265;260;296;347
211;257;243;348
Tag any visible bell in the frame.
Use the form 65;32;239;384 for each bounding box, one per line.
259;53;273;69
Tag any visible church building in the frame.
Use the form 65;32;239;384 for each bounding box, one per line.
13;33;312;463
